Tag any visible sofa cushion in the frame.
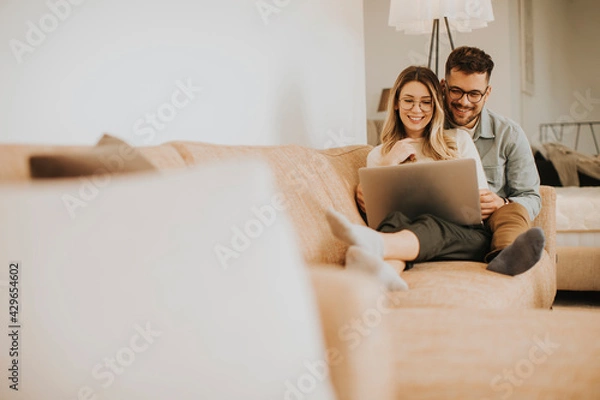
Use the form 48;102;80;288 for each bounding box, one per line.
386;251;556;309
0;159;336;399
29;134;156;178
387;307;600;398
169;141;371;265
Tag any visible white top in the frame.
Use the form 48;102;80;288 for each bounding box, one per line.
462;124;477;139
367;129;489;190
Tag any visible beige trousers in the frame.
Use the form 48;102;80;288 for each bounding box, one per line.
484;202;532;262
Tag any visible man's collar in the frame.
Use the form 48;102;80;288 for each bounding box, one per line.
473;107;493;140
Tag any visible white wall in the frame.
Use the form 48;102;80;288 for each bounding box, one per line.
0;0;366;148
364;0;520;122
520;0;574;149
521;0;600;154
568;0;600;122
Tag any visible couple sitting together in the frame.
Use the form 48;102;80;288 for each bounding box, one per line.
326;46;545;291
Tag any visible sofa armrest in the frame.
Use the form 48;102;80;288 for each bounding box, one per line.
308;265;395;400
533;185;557;265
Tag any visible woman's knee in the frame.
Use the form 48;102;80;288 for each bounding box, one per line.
377;211;413;233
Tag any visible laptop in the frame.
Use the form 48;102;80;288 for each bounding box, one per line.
359;158;482;229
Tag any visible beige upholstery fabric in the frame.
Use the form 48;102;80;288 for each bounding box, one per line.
169;141;370;265
136;144;188;170
388;307;600;399
535;186;557;264
557;246;600;291
310;266;598;399
310;266;395;400
389;251;556;309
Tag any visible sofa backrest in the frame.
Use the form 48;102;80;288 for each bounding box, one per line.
0;140;555;267
169;141;372;265
0;141;371;265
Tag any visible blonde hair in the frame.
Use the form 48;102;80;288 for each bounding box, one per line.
380;66;457;160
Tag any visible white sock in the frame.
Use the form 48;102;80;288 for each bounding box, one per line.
326;209;384;257
346;246;409;291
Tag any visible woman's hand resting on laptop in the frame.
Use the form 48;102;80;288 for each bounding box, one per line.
380;138;418;166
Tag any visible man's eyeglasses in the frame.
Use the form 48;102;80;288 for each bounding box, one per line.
446;86;488;103
399;98;433;112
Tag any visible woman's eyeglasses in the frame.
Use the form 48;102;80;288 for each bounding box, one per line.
399;98;433;112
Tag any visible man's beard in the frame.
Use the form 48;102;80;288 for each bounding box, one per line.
443;101;459;128
445;101;480;128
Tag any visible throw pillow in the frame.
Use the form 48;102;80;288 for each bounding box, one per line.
0;159;336;400
29;133;155;178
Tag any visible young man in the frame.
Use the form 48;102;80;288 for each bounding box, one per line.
441;46;545;275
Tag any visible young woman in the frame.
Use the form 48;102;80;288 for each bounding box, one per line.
326;66;493;291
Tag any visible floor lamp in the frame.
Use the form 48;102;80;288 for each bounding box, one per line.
388;0;494;76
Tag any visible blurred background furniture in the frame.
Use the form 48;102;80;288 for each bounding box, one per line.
535;121;600;291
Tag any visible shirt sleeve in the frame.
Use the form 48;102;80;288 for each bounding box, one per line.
502;126;542;220
455;129;489;190
366;145;384;167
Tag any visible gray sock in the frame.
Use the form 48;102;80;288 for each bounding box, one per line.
326;209;384;257
346;246;409;291
486;227;545;276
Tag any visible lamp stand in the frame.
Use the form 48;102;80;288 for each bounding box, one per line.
427;17;455;76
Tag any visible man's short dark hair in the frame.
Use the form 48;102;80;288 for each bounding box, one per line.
445;46;494;81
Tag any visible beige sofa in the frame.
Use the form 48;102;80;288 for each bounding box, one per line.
1;140;599;399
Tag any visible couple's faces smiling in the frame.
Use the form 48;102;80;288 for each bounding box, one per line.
396;69;492;138
396;81;433;138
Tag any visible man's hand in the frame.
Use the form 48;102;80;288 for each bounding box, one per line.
356;183;366;213
479;189;506;220
380;138;418;166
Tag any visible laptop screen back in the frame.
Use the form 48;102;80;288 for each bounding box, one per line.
359;158;482;229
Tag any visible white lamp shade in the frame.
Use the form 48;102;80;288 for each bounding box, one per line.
389;0;494;34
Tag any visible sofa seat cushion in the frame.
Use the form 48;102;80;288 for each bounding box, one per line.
387;307;600;399
169;141;371;265
387;251;556;309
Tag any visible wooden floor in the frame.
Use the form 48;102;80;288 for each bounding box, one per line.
552;290;600;311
